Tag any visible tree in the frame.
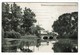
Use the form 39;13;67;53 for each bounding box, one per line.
2;2;37;52
70;12;78;38
2;3;22;32
2;2;37;35
10;3;22;32
30;25;44;36
52;12;78;38
2;3;10;31
21;7;36;34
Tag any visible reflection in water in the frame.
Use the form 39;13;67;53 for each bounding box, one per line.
17;41;57;52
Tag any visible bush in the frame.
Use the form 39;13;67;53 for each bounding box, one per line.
53;39;78;52
4;31;21;38
2;30;21;52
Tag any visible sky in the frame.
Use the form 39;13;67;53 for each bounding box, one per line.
8;2;78;32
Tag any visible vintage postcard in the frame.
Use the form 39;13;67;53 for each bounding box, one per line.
2;2;78;53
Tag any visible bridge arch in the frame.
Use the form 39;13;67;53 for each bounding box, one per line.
43;36;48;40
49;36;53;40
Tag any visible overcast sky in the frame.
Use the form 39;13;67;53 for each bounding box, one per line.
8;2;78;32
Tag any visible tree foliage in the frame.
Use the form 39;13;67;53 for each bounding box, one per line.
30;25;44;37
2;2;37;35
21;7;36;33
52;12;78;38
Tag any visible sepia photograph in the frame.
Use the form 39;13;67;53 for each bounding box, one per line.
2;2;78;52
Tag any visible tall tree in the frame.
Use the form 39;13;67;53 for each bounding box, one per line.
2;3;10;31
10;3;22;32
2;3;22;32
2;2;36;34
52;12;78;38
21;7;36;34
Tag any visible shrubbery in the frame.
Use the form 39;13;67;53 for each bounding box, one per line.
53;39;78;52
4;31;21;38
2;30;21;52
